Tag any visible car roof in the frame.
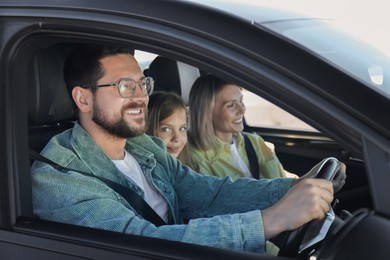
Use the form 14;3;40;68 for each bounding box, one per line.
185;0;316;23
0;0;320;29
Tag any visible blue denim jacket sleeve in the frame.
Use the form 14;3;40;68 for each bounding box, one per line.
31;122;293;254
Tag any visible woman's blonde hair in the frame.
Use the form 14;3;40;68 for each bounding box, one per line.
188;74;230;150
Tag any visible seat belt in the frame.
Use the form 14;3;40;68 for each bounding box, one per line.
242;133;260;179
29;149;167;227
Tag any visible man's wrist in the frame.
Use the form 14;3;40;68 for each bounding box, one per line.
261;207;283;240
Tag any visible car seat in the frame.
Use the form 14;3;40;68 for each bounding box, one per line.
147;56;200;104
28;43;76;153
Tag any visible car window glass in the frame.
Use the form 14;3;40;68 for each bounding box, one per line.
263;20;390;99
243;89;317;132
134;50;158;72
135;49;316;132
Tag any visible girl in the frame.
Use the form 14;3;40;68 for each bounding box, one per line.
147;91;193;166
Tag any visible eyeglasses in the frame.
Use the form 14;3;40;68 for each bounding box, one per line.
84;77;154;98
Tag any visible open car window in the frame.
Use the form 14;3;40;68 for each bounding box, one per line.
242;90;318;132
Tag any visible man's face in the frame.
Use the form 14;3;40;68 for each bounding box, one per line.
91;54;148;139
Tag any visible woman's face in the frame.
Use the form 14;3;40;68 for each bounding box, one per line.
212;84;245;143
157;107;188;158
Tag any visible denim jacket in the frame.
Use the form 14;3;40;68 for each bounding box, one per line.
189;132;287;180
31;122;293;253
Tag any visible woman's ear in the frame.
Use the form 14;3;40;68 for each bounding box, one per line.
72;86;92;113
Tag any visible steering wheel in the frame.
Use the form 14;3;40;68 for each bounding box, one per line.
277;157;340;257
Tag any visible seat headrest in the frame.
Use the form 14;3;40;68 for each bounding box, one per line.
28;44;75;126
147;56;200;104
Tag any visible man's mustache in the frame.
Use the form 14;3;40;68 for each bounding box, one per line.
123;102;146;110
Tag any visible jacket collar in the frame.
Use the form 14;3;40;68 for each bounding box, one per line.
203;132;244;162
70;122;156;186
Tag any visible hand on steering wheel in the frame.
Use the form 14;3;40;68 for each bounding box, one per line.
277;157;342;257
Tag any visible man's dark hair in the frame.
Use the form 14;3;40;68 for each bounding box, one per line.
63;44;135;97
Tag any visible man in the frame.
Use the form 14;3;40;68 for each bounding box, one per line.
31;44;345;254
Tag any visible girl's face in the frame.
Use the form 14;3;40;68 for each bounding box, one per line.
212;84;245;143
158;107;188;158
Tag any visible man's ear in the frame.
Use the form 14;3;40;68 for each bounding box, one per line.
72;86;92;113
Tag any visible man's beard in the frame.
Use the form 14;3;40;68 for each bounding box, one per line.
92;102;148;139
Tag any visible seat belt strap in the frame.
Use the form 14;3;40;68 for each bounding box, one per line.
29;149;167;227
242;132;260;179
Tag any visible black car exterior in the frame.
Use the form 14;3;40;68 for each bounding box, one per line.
0;0;389;259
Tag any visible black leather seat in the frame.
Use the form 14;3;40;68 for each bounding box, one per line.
147;56;200;104
28;43;76;153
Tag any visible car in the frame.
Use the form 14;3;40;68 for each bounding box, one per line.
0;0;389;259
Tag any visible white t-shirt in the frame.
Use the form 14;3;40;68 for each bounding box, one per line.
112;150;169;222
230;138;253;178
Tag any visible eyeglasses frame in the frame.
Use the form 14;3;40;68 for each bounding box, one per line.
81;76;154;98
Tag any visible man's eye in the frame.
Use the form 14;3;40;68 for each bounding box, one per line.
140;81;147;87
119;84;129;91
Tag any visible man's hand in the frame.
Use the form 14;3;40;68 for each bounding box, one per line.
295;158;347;193
262;178;333;240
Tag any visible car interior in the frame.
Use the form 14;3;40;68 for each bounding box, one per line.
16;38;373;258
14;41;252;259
27;41;372;206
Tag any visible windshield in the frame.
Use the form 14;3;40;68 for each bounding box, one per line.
187;0;390;99
260;18;390;98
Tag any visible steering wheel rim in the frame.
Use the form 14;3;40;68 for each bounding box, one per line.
277;157;340;257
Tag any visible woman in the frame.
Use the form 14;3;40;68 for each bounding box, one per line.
187;74;297;179
147;91;193;165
